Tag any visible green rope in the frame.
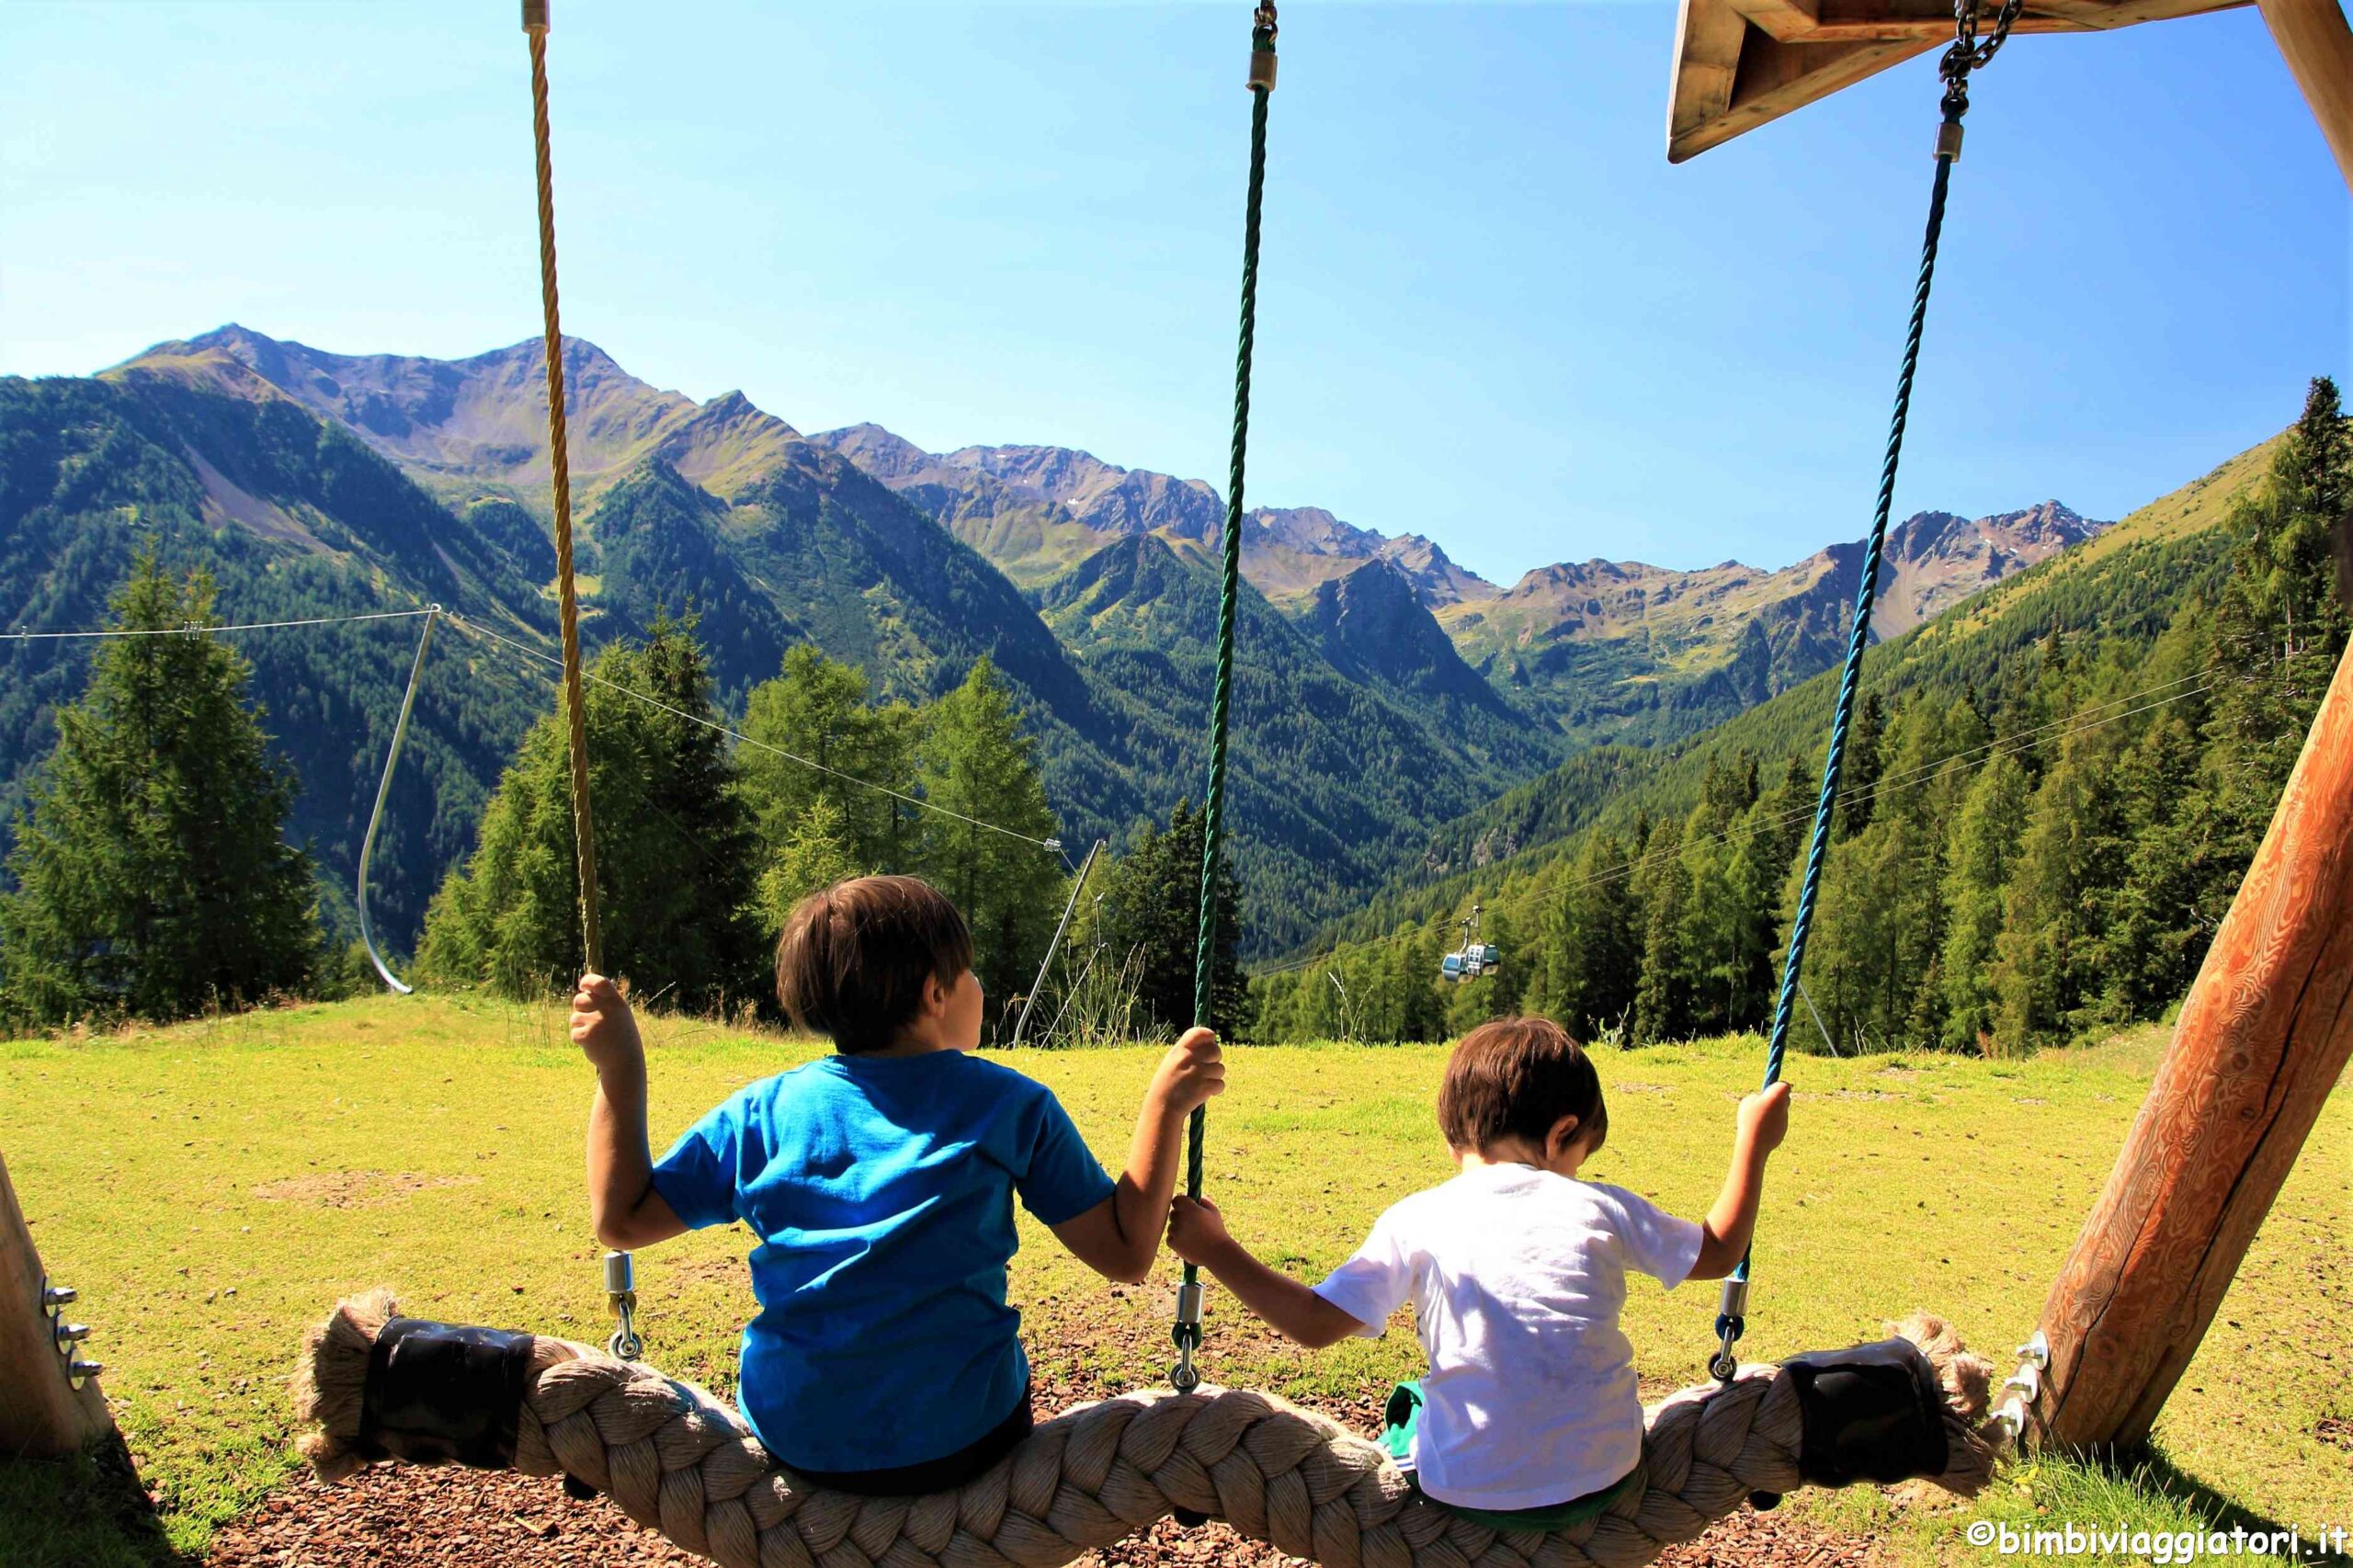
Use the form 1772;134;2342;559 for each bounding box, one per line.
1709;0;2018;1383
1174;8;1277;1396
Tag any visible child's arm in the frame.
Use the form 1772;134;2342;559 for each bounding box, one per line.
1165;1196;1366;1349
574;972;688;1251
1688;1081;1792;1280
1049;1026;1224;1284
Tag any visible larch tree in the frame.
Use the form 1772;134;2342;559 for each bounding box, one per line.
914;658;1063;1032
417;616;767;1013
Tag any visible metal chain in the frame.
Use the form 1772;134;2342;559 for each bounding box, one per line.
1940;0;2027;119
1710;0;2013;1387
1174;1;1278;1397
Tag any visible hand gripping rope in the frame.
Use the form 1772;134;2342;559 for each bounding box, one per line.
1710;0;2024;1384
1172;0;1279;1400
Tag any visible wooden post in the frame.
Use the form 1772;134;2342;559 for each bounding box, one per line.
2034;639;2353;1451
2258;0;2353;189
0;1149;113;1457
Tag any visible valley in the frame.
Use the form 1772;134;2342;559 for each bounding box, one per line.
3;324;2132;957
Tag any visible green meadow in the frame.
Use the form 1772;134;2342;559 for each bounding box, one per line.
2;996;2347;1565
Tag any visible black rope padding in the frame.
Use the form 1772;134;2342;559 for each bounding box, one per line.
1779;1335;1951;1487
356;1317;538;1470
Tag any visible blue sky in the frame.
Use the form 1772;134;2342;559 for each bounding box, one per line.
2;1;2344;584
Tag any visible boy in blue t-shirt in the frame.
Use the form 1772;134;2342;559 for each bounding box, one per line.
571;873;1224;1494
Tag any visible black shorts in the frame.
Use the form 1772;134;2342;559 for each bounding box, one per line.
788;1382;1037;1497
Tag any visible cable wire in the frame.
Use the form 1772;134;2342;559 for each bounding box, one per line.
5;608;438;641
440;612;1065;852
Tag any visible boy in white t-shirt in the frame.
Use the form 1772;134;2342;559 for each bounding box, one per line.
1165;1017;1790;1525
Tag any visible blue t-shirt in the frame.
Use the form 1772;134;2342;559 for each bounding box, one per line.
650;1050;1115;1472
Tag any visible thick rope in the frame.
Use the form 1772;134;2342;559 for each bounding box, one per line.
525;7;603;973
297;1298;2000;1568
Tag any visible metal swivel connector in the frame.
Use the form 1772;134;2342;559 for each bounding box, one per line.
604;1250;643;1360
1170;1281;1205;1392
1710;1278;1749;1382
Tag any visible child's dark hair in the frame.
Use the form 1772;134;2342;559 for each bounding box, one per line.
776;876;973;1053
1437;1017;1609;1157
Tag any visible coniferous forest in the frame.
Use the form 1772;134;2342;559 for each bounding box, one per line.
1251;381;2351;1056
1;359;2344;1054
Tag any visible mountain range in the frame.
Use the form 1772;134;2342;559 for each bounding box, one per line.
2;324;2113;955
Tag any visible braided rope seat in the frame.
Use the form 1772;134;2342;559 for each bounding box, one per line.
295;1293;2003;1568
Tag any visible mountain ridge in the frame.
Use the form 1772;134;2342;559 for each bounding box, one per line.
36;324;2124;956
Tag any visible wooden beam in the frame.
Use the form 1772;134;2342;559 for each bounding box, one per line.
1729;0;1824;44
1670;31;1937;161
2035;638;2353;1452
1671;0;1756;151
1665;0;2254;155
1;1150;113;1458
1804;1;2095;40
2259;0;2353;187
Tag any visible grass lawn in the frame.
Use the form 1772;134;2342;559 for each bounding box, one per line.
2;997;2347;1566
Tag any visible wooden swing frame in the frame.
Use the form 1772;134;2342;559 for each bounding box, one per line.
1669;0;2353;1454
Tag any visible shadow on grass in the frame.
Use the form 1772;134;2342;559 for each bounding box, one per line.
2044;1440;2353;1568
0;1434;192;1568
2138;1446;2352;1565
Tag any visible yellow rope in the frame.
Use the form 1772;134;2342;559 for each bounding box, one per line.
524;2;602;972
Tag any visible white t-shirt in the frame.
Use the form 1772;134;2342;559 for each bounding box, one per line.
1312;1164;1704;1512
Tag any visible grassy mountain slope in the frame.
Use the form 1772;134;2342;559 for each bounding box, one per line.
1040;534;1550;948
12;330;1578;956
1314;445;2262;953
0;371;557;949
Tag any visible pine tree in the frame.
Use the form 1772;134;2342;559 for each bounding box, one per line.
417;616;767;1011
1989;737;2119;1052
1839;693;1887;835
1093;799;1247;1040
1631;817;1691;1044
0;554;318;1027
914;658;1063;1032
1725;758;1811;1033
2207;376;2353;859
1936;752;2030;1051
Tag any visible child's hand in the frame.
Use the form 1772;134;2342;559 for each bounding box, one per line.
570;972;643;1074
1736;1081;1791;1154
1151;1026;1225;1117
1165;1195;1233;1266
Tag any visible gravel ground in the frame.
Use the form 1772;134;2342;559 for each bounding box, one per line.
204;1368;1886;1568
200;1461;1882;1568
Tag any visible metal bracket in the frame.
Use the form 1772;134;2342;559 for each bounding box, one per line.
2015;1329;2050;1370
40;1275;98;1389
